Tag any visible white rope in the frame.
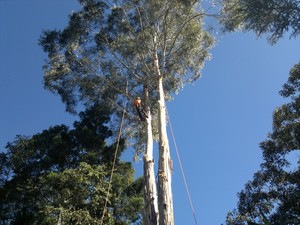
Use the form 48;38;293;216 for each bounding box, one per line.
166;107;199;225
99;108;126;225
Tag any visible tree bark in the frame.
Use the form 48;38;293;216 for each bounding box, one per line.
154;35;174;225
143;87;159;225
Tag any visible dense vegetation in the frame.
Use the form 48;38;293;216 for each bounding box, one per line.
0;105;144;225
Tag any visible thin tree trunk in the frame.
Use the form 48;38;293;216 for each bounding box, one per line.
57;208;62;225
153;35;174;225
143;87;159;225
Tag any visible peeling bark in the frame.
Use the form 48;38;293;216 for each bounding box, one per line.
143;87;159;225
154;35;174;225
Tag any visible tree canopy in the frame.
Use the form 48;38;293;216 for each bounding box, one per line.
39;0;213;123
39;2;214;223
220;0;300;44
226;63;300;225
0;105;144;225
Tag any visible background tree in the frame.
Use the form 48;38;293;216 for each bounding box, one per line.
226;63;300;225
220;0;300;44
0;105;144;225
39;1;214;224
219;2;300;223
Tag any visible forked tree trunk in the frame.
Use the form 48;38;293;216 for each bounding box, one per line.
154;36;174;225
143;87;159;225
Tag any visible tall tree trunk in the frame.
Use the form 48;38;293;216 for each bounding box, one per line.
154;36;174;225
143;87;159;225
57;208;62;225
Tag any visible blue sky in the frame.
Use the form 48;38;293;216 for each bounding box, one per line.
0;1;299;225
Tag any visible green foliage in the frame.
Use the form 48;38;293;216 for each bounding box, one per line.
39;0;213;153
226;63;300;225
280;63;300;97
220;0;300;44
0;106;144;225
37;163;108;225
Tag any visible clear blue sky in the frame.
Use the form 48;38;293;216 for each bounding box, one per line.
0;1;299;225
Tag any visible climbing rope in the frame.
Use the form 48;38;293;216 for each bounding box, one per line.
99;108;126;225
67;50;197;224
166;107;199;225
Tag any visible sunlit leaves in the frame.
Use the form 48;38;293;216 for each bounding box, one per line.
39;0;213;112
220;0;300;44
39;1;214;160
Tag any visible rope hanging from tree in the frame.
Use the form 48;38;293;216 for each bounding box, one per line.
166;107;199;225
99;108;125;225
99;86;127;225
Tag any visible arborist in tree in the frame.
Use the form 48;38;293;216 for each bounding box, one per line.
133;97;147;121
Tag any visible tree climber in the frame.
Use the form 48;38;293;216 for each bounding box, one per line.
133;97;147;121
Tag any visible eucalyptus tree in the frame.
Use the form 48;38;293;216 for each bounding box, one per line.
40;1;213;224
220;0;300;44
226;63;300;225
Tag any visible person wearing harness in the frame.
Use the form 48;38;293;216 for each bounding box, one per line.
133;97;147;121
